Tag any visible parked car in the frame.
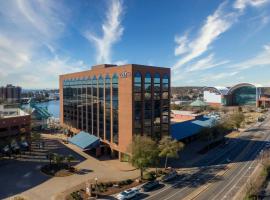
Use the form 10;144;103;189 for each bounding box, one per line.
162;170;178;182
142;180;160;192
20;141;29;151
1;145;11;156
116;187;139;200
10;142;20;154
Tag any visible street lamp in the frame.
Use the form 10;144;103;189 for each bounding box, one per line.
95;177;98;199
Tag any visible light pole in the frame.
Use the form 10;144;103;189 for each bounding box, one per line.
95;177;98;199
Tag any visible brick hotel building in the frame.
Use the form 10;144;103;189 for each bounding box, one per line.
59;64;170;159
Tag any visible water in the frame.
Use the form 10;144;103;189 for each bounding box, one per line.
36;100;60;118
23;100;60;118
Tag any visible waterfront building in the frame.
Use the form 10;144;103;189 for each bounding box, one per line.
203;83;270;107
0;84;22;103
59;64;170;159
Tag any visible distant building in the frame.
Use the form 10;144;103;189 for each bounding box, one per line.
203;83;270;107
0;84;22;103
171;110;203;122
60;64;170;160
0;105;31;145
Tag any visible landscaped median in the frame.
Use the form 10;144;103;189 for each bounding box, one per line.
63;169;171;200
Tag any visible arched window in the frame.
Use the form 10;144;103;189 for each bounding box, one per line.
112;74;119;144
98;75;104;139
105;75;111;141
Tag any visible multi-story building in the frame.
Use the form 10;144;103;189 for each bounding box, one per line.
59;64;170;159
0;105;31;145
0;84;22;103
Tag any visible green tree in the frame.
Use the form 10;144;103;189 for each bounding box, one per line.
231;111;245;130
129;135;158;180
158;136;184;169
66;154;75;168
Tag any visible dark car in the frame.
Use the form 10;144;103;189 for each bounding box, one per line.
142;180;159;192
161;171;178;182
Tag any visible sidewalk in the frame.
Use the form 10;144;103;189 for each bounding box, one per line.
7;133;139;200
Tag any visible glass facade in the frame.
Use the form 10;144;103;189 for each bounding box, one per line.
63;74;119;144
134;72;142;135
112;74;119;144
105;75;111;142
144;73;152;137
133;71;169;140
231;86;256;106
161;74;169;136
98;76;104;139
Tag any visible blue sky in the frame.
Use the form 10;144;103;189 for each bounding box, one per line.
0;0;269;88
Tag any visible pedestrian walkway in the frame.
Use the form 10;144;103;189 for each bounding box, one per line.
3;133;139;200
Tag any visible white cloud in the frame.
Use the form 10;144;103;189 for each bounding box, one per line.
84;0;124;64
230;44;270;70
200;71;239;82
0;0;85;88
234;0;270;11
173;0;270;73
174;34;189;56
173;2;237;70
187;54;230;72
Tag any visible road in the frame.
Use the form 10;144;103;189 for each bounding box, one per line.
139;112;270;200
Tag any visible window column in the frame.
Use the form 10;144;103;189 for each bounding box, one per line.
133;72;142;135
144;72;152;137
105;75;111;142
112;74;119;144
161;74;169;136
98;76;104;139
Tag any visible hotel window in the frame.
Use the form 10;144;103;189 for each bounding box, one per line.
98;75;104;140
144;72;152;137
72;79;78;128
134;72;142;135
153;73;161;140
82;78;87;131
77;78;83;130
92;76;98;136
105;75;111;142
86;77;92;134
112;74;119;144
162;74;169;136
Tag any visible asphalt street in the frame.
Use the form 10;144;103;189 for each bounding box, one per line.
136;112;270;200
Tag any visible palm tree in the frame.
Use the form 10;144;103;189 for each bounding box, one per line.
158;136;184;169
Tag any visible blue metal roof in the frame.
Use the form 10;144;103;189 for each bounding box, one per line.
171;117;216;140
68;131;100;150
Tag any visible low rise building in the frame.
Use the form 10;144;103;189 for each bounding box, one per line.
0;105;31;146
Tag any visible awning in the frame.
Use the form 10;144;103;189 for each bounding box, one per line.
68;131;100;150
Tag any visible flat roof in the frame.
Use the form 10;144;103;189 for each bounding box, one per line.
171;117;216;140
60;64;170;78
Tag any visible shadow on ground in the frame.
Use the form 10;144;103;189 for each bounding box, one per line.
0;136;86;199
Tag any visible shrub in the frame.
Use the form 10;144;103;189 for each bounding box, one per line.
143;171;156;180
70;191;82;200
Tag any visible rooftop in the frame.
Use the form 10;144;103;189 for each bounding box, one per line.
0;105;29;118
